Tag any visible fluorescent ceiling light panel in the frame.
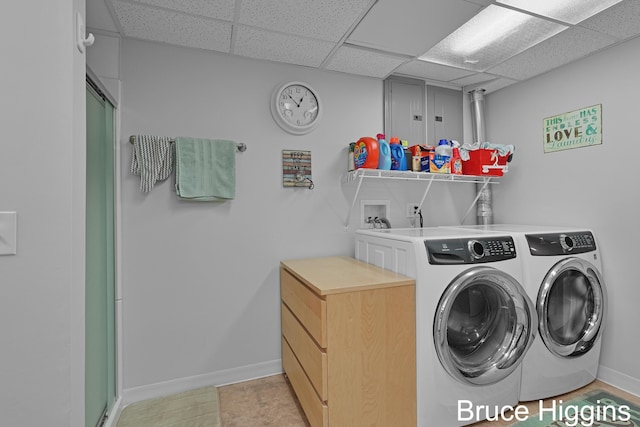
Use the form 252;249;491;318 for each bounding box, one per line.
418;5;567;72
497;0;624;25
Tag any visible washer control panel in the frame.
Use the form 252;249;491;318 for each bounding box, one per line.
425;236;516;265
526;231;596;255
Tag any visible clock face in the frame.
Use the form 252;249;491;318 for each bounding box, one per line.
271;82;321;135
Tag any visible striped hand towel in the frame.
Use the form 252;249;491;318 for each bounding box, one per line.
130;135;174;192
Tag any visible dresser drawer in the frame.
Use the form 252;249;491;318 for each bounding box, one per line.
282;338;328;427
280;268;327;348
281;302;328;401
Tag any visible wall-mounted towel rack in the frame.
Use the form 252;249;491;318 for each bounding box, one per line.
129;136;247;152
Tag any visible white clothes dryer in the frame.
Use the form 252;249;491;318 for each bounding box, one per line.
355;227;537;426
444;225;607;401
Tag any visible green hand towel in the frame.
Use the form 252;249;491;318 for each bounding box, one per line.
175;137;236;201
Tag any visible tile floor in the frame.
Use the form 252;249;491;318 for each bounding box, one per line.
218;374;309;427
117;385;220;427
218;375;640;427
117;374;640;426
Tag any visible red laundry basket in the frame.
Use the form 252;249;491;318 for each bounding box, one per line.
462;149;510;176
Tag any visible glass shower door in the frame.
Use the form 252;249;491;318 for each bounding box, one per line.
85;81;115;427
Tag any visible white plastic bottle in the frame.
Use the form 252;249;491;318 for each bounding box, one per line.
434;139;452;173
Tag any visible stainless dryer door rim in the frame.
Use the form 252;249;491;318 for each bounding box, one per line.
433;266;537;386
537;257;607;358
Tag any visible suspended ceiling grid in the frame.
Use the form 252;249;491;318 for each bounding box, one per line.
87;0;640;93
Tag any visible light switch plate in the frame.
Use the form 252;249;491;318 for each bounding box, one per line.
0;212;17;255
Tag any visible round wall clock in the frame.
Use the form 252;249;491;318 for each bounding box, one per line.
270;81;322;135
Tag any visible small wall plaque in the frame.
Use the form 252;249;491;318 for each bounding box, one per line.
282;150;313;188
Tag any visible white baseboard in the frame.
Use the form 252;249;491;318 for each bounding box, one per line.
598;364;640;397
121;359;283;407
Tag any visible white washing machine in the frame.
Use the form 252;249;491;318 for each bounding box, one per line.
355;227;537;426
444;224;607;401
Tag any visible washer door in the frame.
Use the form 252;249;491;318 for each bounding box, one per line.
434;266;536;386
538;257;606;358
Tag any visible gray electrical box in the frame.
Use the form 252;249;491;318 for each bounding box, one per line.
384;76;426;146
427;85;463;145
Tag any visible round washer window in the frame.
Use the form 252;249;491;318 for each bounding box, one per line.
434;267;536;386
538;257;606;357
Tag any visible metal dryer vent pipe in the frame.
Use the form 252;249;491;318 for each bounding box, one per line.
469;89;493;225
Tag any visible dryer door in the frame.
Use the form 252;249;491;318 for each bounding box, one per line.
433;266;537;386
538;257;606;357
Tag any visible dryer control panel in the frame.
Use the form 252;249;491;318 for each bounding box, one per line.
425;236;516;265
526;231;596;255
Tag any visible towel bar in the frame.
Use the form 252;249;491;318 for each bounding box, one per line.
129;135;246;152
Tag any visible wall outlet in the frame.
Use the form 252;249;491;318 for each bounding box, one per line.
406;203;420;217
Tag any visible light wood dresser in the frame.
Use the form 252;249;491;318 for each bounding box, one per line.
280;256;416;427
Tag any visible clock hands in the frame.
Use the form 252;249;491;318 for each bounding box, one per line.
287;94;307;108
287;94;301;108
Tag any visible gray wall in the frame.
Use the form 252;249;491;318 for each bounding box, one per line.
119;39;385;396
1;1;86;426
486;35;640;393
105;37;476;404
119;34;640;402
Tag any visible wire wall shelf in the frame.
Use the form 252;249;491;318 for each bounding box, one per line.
342;169;501;230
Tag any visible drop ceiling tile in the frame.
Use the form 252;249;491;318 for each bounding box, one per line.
234;26;335;68
237;0;371;42
394;60;475;82
497;0;624;25
488;26;617;81
450;72;503;87
464;0;493;5
348;0;482;56
324;46;407;78
419;6;568;72
111;0;232;52
463;77;518;94
129;0;236;21
579;0;640;40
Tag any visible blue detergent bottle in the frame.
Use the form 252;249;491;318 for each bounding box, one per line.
389;137;407;170
377;133;391;170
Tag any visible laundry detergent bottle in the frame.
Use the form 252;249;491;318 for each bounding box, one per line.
451;147;463;175
389;137;407;170
354;136;379;169
377;133;391;170
432;139;452;173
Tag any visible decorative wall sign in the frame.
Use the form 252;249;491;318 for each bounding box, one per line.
282;150;313;189
543;104;601;153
